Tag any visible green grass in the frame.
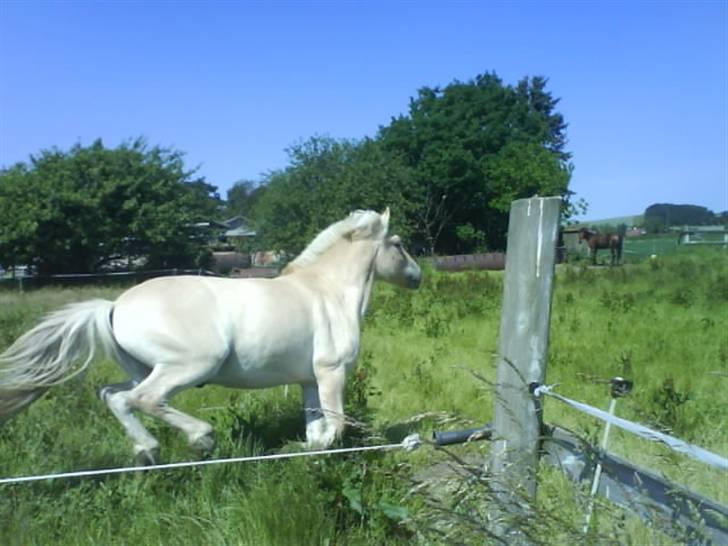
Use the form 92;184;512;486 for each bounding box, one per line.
1;249;726;545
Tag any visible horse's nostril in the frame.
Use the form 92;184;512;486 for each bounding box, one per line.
408;273;422;289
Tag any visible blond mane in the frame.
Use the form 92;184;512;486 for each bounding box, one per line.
282;210;384;274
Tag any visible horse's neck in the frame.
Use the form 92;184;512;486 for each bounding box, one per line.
305;240;378;323
357;263;376;320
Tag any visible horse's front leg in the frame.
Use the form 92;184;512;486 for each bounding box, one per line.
302;383;326;447
304;366;346;449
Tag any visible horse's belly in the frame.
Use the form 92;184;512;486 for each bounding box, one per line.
211;286;316;388
211;363;312;389
212;341;315;389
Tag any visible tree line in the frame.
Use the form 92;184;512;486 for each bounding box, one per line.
1;72;575;274
642;203;726;233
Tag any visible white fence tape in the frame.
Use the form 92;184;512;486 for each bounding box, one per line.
0;434;422;485
534;385;728;471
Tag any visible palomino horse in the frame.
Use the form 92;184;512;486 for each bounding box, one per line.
0;209;421;464
578;227;623;266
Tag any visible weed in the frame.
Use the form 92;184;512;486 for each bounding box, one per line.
420;308;452;338
345;350;381;426
599;291;635;313
410;357;437;396
647;377;691;434
708;273;728;303
667;285;692;306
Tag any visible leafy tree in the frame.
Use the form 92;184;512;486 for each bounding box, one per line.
225;179;266;220
252;136;417;254
378;73;573;253
0;139;220;274
643;203;716;227
642;216;666;234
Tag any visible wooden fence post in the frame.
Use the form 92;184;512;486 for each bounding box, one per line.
489;196;561;538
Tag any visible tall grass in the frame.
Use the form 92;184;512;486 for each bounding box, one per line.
0;249;726;544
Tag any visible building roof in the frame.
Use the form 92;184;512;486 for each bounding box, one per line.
225;226;256;237
221;216;256;237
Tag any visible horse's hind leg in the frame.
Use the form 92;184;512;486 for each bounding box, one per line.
100;383;161;465
98;353;161;463
121;363;218;459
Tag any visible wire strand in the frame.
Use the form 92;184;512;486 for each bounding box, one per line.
534;384;728;471
0;434;422;486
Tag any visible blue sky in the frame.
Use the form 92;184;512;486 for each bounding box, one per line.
1;1;726;220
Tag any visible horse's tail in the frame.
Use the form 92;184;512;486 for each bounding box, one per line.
0;299;117;423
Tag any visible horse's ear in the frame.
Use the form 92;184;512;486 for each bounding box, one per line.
380;207;391;232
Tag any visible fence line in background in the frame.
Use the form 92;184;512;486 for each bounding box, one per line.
0;269;221;291
1;268;218;280
42;269;220;278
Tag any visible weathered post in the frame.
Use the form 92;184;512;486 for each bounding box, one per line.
489;196;561;539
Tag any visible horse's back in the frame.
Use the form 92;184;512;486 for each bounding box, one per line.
112;276;234;366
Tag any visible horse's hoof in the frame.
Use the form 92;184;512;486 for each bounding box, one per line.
97;386;112;401
135;446;160;466
190;432;216;457
304;436;336;451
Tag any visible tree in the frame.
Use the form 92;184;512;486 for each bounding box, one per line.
0;139;221;274
225;179;266;220
643;203;717;227
252;136;417;254
378;73;573;252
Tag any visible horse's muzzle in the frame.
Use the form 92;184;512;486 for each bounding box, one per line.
407;271;422;289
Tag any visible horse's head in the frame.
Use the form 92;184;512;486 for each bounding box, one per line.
282;208;421;290
578;227;592;243
373;208;422;289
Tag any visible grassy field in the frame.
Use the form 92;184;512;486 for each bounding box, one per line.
0;248;726;545
623;234;680;260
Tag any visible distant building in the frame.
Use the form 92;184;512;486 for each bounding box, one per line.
189;216;256;246
625;228;646;238
559;226;590;262
221;216;256;240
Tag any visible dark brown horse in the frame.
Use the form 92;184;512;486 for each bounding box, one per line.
578;228;623;265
